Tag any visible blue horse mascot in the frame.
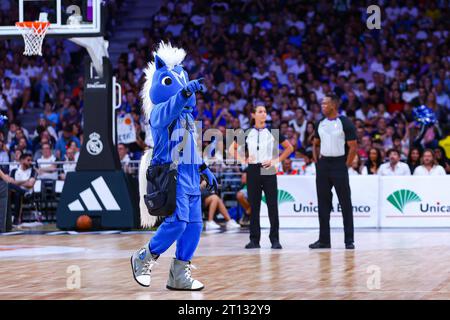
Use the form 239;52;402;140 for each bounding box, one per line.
131;42;217;290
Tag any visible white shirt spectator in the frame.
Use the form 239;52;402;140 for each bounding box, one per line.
23;65;42;78
370;60;384;74
63;160;76;176
355;66;373;82
191;15;205;26
0;94;9;111
7;70;30;92
238;114;250;130
243;23;253;35
433;30;448;42
436;92;450;110
378;162;411;176
402;90;419;103
348;167;360;175
180;1;193;15
2;85;18;102
252;70;269;81
255;21;271;31
218;81;235;95
360;166;369;175
287;19;305;32
288;62;305;76
416;30;428;40
400;5;418;18
413;165;446;176
289;119;307;142
37;154;58;180
121;153;131;166
166;23;183;37
9;161;19;173
0;150;9;164
230;99;247;112
355;108;377;121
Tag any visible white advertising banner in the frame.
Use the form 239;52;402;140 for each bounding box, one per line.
117;114;136;144
380;176;450;227
260;176;379;228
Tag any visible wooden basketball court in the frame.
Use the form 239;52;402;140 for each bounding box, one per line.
1;229;450;300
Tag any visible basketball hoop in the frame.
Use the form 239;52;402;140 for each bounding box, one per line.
15;21;50;56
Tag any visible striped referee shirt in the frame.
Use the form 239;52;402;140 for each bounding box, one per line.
238;127;286;164
315;116;356;157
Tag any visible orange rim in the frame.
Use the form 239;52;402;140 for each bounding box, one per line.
15;21;50;34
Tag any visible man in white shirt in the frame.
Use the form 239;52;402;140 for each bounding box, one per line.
0;153;36;225
435;82;450;111
2;77;18;102
378;149;411;176
413;149;446;176
302;152;316;175
402;79;419;103
355;103;377;122
118;143;132;174
252;63;269;81
289;108;307;142
60;147;78;180
36;143;58;180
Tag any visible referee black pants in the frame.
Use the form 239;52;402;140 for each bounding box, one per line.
247;164;279;244
316;156;354;244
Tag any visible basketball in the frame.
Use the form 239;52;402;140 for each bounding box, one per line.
76;215;92;231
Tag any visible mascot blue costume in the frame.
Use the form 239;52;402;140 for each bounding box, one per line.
131;42;217;290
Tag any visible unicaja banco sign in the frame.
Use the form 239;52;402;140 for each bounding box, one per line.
387;189;450;214
387;189;421;213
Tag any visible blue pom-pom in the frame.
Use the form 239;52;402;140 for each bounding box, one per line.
0;115;7;127
413;105;436;126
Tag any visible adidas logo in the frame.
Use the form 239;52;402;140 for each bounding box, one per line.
68;176;121;212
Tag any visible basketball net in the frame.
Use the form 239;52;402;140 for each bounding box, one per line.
15;21;50;56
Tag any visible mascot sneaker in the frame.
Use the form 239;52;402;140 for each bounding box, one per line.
166;258;204;291
131;246;159;287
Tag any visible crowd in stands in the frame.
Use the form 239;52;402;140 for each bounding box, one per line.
0;0;449;183
0;0;123;179
115;0;450;176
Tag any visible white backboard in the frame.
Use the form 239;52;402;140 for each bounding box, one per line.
0;0;103;37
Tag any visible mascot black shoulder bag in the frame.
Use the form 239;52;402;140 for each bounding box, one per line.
144;119;190;216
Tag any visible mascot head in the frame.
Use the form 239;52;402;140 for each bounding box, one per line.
141;42;194;121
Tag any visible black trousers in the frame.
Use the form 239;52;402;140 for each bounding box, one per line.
247;164;279;244
316;156;354;244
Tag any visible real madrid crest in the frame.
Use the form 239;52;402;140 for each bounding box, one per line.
86;132;103;156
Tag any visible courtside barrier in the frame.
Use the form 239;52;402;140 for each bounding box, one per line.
260;176;450;228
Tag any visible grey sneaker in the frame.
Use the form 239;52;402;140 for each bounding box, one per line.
130;246;159;287
166;258;204;291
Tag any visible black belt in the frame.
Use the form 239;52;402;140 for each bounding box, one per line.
320;155;346;160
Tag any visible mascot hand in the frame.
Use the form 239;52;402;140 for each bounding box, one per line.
201;167;218;193
183;78;206;97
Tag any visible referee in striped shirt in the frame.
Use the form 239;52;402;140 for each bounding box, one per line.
310;94;357;250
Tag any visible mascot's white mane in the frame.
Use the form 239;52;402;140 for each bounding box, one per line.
140;41;187;122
